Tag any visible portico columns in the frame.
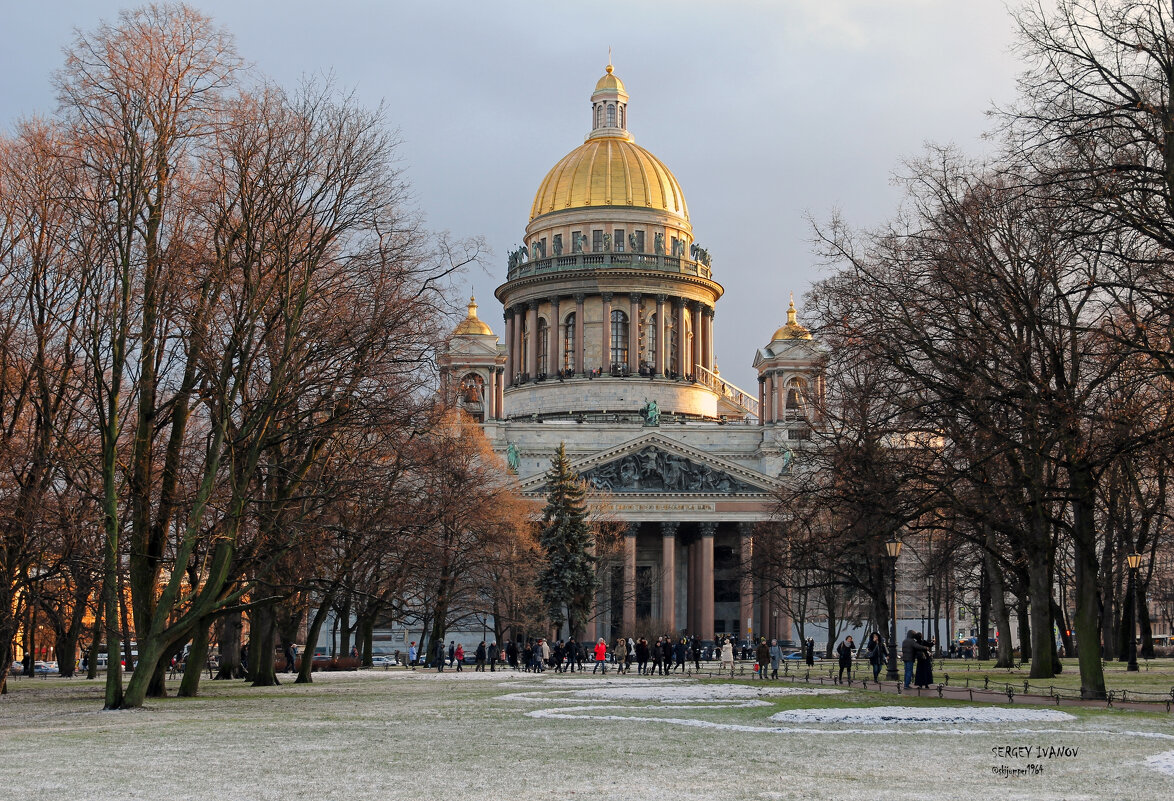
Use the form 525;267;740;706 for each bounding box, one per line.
601;292;613;373
574;293;585;376
691;302;702;377
628;293;641;374
758;377;766;426
495;368;504;419
703;307;714;371
586;539;598;643
655;294;666;376
661;522;677;630
525;301;538;378
548;296;560;376
675;298;687;376
504;310;515;386
486;370;495;419
687;540;697;633
623;522;637;634
699;522;716;638
739;522;755;641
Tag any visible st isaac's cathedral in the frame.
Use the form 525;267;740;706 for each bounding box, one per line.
440;64;823;645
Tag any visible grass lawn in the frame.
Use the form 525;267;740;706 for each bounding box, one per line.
1;669;1172;800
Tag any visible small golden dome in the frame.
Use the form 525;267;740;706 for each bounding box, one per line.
594;64;626;94
530;137;689;222
454;295;494;336
772;295;812;341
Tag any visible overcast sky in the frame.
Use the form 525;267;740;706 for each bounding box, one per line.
0;1;1024;391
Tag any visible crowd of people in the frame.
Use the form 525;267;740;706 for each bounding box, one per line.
401;630;937;688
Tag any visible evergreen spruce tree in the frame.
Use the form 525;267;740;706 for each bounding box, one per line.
537;443;596;638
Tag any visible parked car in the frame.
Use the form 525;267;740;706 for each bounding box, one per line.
33;661;58;675
370;655;398;668
782;651;820;661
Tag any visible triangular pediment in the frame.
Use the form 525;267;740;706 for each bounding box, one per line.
520;432;779;497
447;335;501;358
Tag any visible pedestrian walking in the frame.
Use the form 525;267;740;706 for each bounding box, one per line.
804;637;815;667
592;638;608;674
755;638;770;680
719;638;734;672
901;629;928;689
836;636;855;684
768;638;782;679
475;641;487;672
864;632;886;681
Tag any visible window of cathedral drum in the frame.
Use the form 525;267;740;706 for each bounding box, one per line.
607;103;616;127
571;230;582;252
614;228;625;252
668;318;679;374
785;377;807;419
459;373;484;405
563;312;575;372
633;230;645;253
537;318;549;376
595;104;603;128
611;310;628;369
592;229;604;252
642;312;656;371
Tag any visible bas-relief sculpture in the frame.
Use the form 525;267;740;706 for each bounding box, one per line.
579;446;760;494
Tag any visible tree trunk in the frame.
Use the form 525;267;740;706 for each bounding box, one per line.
298;593;334;684
1071;474;1107;699
214;610;243;680
823;586;837;659
985;550;1014;668
1051;598;1071;669
1139;596;1155;659
359;616;374;668
250;602;279;687
978;558;991;661
54;630;79;678
1018;596;1032;663
177;619;211;697
86;611;102;680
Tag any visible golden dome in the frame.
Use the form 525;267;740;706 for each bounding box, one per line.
454;295;494;336
594;64;626;94
772;296;812;341
529;137;689;222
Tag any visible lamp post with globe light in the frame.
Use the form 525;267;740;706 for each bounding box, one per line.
885;538;902;682
1127;552;1143;672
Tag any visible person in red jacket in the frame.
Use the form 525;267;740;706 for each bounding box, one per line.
454;643;465;672
592;638;608;674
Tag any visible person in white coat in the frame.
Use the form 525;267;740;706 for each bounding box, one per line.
719;638;734;672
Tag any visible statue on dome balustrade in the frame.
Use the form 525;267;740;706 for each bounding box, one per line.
654;232;665;255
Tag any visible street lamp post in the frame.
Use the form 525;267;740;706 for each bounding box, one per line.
1127;552;1142;672
885;538;902;682
926;575;934;655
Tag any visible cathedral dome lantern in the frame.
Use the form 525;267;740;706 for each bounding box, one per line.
453;295;494;337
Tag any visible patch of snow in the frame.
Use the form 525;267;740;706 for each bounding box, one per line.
768;706;1075;725
1145;750;1174;776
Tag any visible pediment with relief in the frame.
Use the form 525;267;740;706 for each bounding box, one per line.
523;434;777;496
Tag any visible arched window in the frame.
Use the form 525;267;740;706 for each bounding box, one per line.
563;312;576;373
642;312;656;372
785;377;808;419
611;309;628;369
537;319;549;376
607;103;616;127
459;373;484;404
668;317;679;375
619;105;625;129
595;104;603;128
